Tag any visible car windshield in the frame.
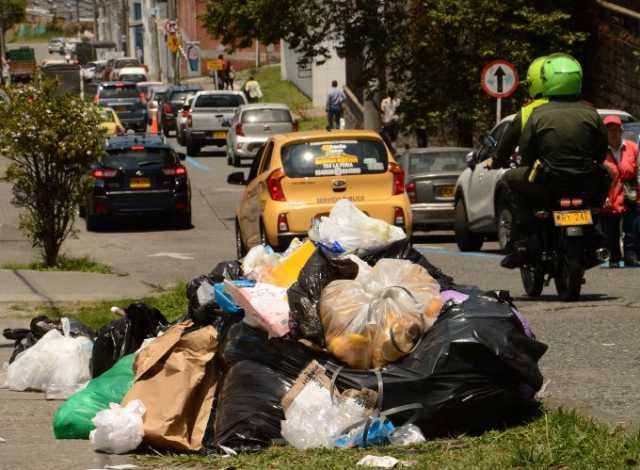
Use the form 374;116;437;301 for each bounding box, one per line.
409;151;468;174
99;86;139;99
103;149;173;170
195;94;244;108
119;74;146;83
152;91;166;101
242;108;291;123
281;139;388;178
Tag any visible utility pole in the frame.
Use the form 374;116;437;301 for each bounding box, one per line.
168;0;177;84
93;0;99;39
121;0;129;55
0;22;5;86
76;0;80;22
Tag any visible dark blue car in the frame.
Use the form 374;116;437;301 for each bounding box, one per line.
96;82;148;132
82;135;191;230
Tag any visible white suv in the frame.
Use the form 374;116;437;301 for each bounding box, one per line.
453;109;634;252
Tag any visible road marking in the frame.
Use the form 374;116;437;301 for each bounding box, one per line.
185;157;210;172
417;246;502;259
147;252;195;260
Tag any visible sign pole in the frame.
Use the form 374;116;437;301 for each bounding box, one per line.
214;70;218;90
496;97;502;125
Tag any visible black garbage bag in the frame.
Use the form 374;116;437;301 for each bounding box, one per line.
326;288;547;437
186;261;243;325
357;238;454;290
90;303;168;378
213;360;292;452
287;249;358;346
3;315;95;363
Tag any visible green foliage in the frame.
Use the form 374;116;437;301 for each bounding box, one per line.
0;80;106;266
0;0;27;31
2;255;114;274
138;407;640;469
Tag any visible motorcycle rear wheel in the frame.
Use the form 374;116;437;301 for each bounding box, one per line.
521;264;544;297
554;257;583;302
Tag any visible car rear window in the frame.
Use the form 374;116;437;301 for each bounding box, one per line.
99;86;139;99
169;91;197;103
119;74;146;83
195;94;244;108
104;149;173;170
242;109;292;123
115;59;139;68
409;151;468;174
281;139;388;178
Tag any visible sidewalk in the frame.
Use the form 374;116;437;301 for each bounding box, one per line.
0;269;153;303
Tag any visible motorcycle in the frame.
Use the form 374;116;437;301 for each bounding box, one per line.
519;193;608;301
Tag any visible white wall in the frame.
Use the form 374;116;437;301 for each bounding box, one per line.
311;41;345;108
280;40;312;99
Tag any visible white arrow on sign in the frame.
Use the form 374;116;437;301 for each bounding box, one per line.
147;252;195;260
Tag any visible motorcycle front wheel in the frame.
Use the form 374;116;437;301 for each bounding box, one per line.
521;264;544;297
554;257;584;302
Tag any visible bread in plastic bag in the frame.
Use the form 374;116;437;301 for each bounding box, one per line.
319;259;442;369
90;399;146;454
309;199;406;252
5;317;93;399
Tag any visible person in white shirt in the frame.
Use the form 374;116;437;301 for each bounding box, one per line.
380;89;400;150
243;76;263;103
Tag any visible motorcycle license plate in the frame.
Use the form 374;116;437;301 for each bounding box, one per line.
552;210;593;227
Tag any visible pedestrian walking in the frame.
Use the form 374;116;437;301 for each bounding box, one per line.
243;76;263;103
216;54;227;90
622;130;640;266
380;89;401;150
325;80;346;130
599;115;638;268
224;62;235;90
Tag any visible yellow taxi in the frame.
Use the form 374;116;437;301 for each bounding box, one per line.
227;129;411;256
99;107;125;136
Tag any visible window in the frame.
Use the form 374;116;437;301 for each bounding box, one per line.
133;2;142;20
103;149;173;170
99;85;139;99
242;109;292;124
195;94;245;108
280;139;388;178
409;151;468;174
259;143;275;173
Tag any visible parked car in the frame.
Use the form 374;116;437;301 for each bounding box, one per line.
226;103;297;167
106;57;141;80
117;66;148;83
48;37;66;55
81;60;106;81
176;95;196;146
158;85;202;137
64;38;81;55
454;108;634;252
400;146;471;232
95;82;148;132
622;121;640;145
227;130;411;257
99;107;125;137
82;135;190;231
185;90;247;156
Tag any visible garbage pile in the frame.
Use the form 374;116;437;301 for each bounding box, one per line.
2;200;547;456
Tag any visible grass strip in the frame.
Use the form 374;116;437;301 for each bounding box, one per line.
3;255;115;275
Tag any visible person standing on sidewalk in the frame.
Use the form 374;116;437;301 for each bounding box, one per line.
325;80;346;130
380;89;401;151
599;115;638;267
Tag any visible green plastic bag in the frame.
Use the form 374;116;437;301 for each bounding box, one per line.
52;354;135;439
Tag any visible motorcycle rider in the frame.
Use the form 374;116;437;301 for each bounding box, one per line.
499;53;609;269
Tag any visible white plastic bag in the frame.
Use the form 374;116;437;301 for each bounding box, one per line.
241;245;281;281
309;199;406;251
5;318;93;399
90;400;146;454
389;424;426;446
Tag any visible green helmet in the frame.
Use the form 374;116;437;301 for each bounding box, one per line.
541;53;583;97
525;56;547;99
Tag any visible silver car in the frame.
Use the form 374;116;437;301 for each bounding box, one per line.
454;108;634;252
226;103;297;167
400;147;471;232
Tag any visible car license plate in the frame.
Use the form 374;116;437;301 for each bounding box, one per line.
553;210;593;226
212;131;227;139
129;177;150;189
436;185;455;198
114;105;128;112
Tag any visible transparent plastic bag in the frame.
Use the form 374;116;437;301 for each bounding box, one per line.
319;259;442;369
90;399;146;454
388;423;426;446
241;245;281;281
5;318;93;398
309;199;406;252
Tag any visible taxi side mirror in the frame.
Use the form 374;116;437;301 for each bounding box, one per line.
227;171;246;185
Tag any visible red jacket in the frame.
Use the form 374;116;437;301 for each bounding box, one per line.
602;139;638;214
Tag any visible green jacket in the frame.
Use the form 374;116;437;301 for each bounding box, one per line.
519;99;607;175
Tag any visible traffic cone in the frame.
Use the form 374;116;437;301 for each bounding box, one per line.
150;111;158;135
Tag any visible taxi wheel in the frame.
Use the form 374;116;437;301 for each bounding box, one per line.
235;219;246;259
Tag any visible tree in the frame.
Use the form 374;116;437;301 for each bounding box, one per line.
0;0;27;83
0;80;105;266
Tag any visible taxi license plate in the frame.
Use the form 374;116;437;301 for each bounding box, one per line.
212;131;227;139
436;185;455;198
553;210;593;227
129;177;150;189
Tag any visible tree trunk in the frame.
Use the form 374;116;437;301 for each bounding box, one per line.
43;237;60;267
